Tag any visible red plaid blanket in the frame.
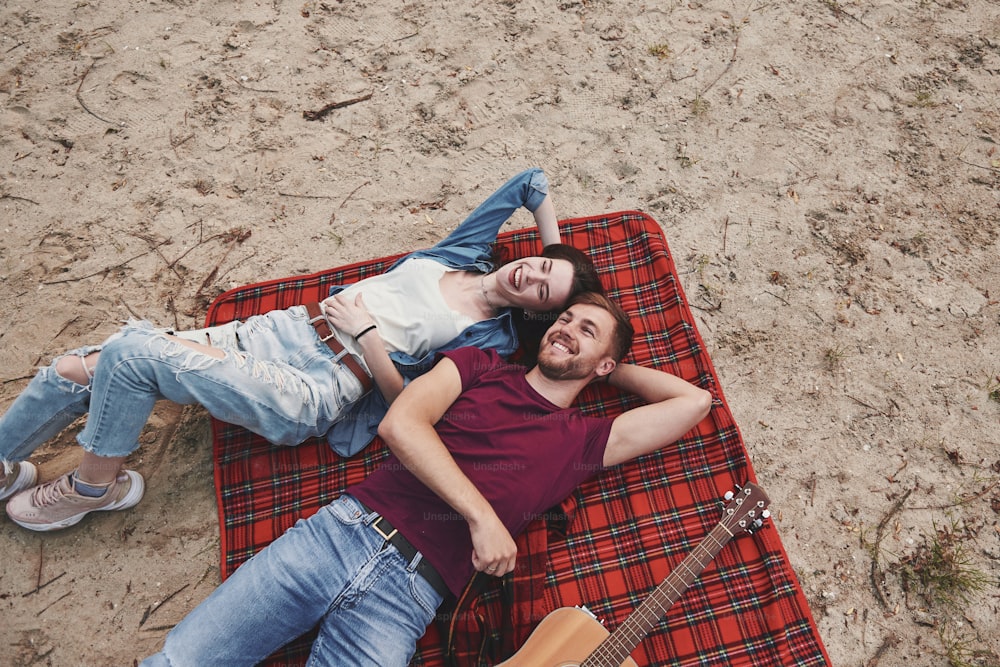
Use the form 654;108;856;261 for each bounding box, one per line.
206;212;830;666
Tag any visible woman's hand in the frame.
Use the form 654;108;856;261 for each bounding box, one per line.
322;293;375;338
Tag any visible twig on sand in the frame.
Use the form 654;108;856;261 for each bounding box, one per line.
340;180;371;208
957;156;1000;173
699;33;740;98
42;240;172;285
36;543;44;591
164;228;246;269
846;394;898;419
139;584;190;628
131;232;184;282
909;479;999;511
823;0;869;28
191;229;253;308
22;571;67;598
278;191;336;199
75;61;118;126
302;92;373;121
37;591;73;616
867;488;913;611
0;193;40;205
763;290;790;306
226;74;279;93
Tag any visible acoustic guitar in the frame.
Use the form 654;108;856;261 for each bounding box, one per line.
496;483;771;667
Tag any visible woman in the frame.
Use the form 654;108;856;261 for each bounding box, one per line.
1;168;602;531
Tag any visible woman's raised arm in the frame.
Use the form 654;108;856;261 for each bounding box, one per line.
531;194;561;247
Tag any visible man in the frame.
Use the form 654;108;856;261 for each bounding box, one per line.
141;292;712;666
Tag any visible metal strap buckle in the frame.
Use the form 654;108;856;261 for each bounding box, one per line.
308;314;336;340
372;517;398;541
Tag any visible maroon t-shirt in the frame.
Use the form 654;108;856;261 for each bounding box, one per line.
350;347;612;596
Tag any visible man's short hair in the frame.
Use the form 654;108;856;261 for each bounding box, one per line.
568;292;634;361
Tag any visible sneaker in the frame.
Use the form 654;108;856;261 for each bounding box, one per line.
1;461;38;501
6;469;145;532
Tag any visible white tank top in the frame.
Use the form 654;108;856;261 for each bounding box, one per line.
337;258;476;367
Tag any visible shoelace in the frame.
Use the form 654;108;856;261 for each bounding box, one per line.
29;474;77;507
29;474;113;507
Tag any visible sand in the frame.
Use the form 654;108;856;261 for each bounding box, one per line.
1;0;998;664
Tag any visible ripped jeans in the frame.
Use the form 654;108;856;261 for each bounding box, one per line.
0;306;367;464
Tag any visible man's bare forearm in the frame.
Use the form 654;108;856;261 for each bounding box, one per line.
607;363;709;403
377;363;518;573
602;364;713;467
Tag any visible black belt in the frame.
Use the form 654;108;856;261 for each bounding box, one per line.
358;502;449;599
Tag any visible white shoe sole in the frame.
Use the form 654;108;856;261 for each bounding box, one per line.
9;470;145;532
0;461;38;501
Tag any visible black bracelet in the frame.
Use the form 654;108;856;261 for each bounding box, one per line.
354;324;377;341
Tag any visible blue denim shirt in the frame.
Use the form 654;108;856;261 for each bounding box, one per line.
325;168;550;455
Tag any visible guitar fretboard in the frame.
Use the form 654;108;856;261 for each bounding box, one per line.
580;522;734;666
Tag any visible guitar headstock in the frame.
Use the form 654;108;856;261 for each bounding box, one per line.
720;482;771;535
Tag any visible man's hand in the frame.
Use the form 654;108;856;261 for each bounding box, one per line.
380;358;516;575
469;512;518;577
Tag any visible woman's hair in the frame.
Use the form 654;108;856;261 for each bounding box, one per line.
501;242;604;365
540;243;604;300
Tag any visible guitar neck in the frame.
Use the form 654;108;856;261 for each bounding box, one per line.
582;522;734;667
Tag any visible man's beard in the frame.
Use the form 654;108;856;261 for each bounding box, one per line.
536;352;591;381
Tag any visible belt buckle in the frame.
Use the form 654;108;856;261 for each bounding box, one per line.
372;517;398;541
308;314;336;341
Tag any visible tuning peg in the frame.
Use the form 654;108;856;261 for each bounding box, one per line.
724;491;735;501
748;510;772;533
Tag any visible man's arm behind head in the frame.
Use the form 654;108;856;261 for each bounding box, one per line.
601;363;713;468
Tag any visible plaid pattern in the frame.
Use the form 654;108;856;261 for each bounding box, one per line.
207;212;830;666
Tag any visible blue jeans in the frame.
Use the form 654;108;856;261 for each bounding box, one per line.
0;306;366;463
140;494;444;666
